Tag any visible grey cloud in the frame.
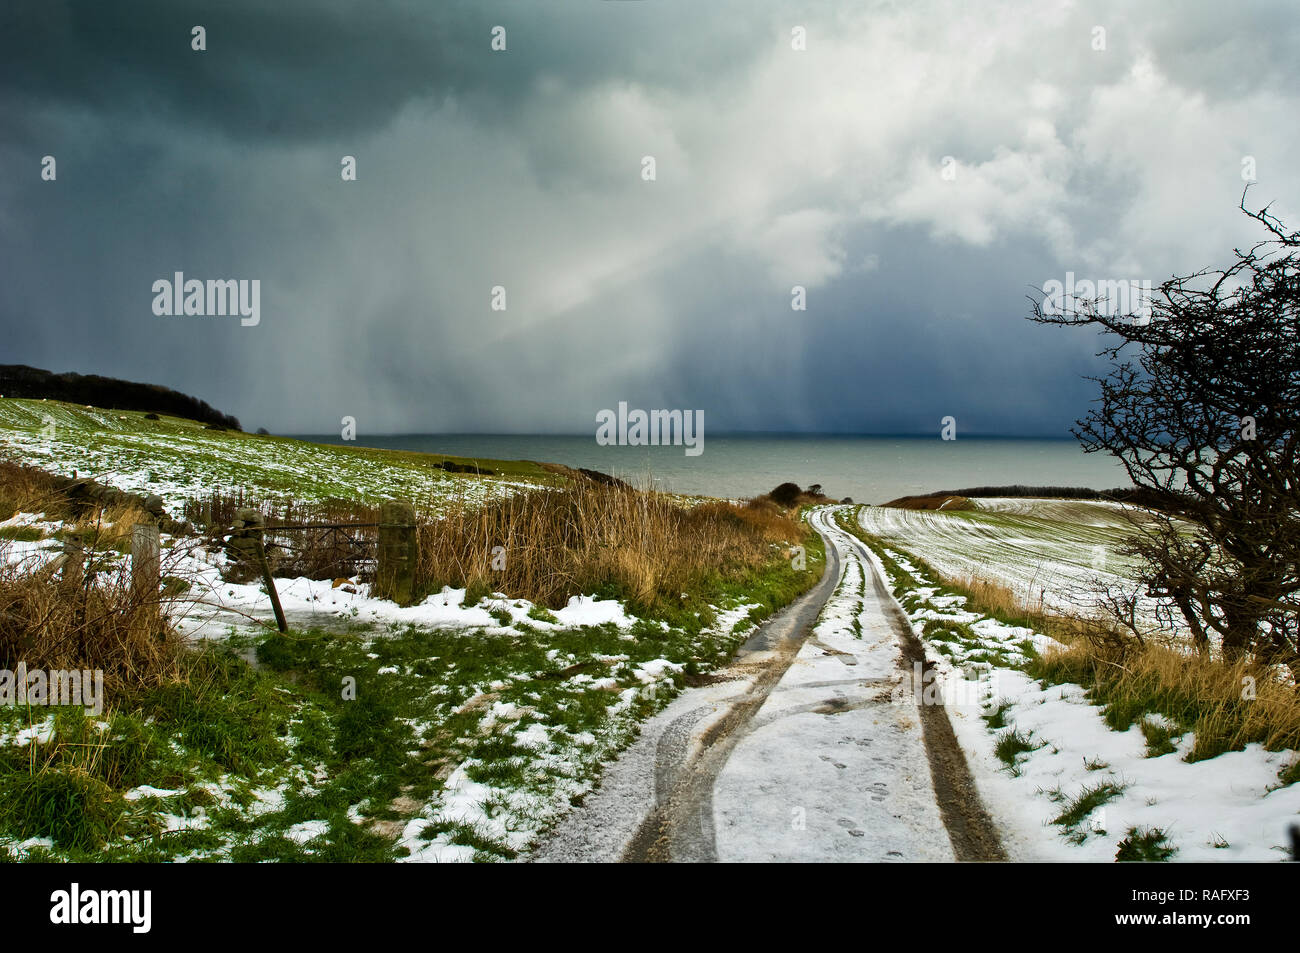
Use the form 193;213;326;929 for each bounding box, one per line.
1;0;1298;436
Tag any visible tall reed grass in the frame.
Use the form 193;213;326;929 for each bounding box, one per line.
948;572;1300;768
0;553;183;703
1034;639;1300;763
415;482;802;612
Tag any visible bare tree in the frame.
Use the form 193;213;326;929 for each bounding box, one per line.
1029;193;1300;672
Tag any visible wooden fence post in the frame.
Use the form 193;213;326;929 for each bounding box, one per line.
132;522;161;635
229;508;287;634
254;536;288;634
376;500;417;607
60;531;85;590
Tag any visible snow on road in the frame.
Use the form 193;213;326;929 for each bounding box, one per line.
711;509;952;861
533;508;962;862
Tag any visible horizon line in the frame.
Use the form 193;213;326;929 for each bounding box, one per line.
281;430;1080;441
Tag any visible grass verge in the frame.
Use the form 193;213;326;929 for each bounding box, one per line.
1033;641;1300;769
1;513;824;861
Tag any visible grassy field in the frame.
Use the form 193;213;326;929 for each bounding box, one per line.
0;398;561;512
0;403;828;861
857;497;1153;616
0;545;823;863
838;506;1300;862
836;509;1047;678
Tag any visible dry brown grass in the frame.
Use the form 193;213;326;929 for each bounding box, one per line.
0;459;72;522
949;573;1031;617
0;552;184;703
1035;636;1300;762
0;457;184;701
191;481;806;601
0;459;156;547
68;500;154;549
415;482;804;611
948;568;1300;767
946;571;1093;645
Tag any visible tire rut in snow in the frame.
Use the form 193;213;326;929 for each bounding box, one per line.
621;530;842;863
849;522;1008;862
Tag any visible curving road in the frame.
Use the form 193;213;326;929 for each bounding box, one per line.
530;506;1004;863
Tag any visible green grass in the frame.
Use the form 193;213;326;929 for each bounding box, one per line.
0;525;45;542
0;640;387;862
1115;826;1177;862
1140;717;1180;758
993;728;1042;773
1051;780;1126;832
983;702;1012;730
141;652;295;776
0;397;562;511
417;819;518;860
0;524;824;862
1280;759;1300;786
0;769;125;852
161;575;191;595
1036;663;1167;736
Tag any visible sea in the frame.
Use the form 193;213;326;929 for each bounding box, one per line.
293;433;1131;506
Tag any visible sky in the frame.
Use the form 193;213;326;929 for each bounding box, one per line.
1;0;1298;436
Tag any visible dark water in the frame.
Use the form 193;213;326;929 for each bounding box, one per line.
291;433;1130;506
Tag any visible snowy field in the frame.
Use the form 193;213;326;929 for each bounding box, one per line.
842;510;1300;863
857;498;1161;620
0;503;789;862
0;398;547;514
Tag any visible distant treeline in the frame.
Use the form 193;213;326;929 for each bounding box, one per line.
0;364;241;431
888;484;1171;509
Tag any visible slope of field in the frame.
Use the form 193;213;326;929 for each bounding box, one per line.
856;497;1152;616
0;504;782;863
0;363;241;429
0;406;827;863
837;509;1299;863
0;398;557;512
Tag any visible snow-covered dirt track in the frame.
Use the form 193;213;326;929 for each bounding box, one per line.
531;508;1003;862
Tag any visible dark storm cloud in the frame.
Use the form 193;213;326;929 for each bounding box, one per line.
0;0;776;142
1;1;1298;435
0;1;455;141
